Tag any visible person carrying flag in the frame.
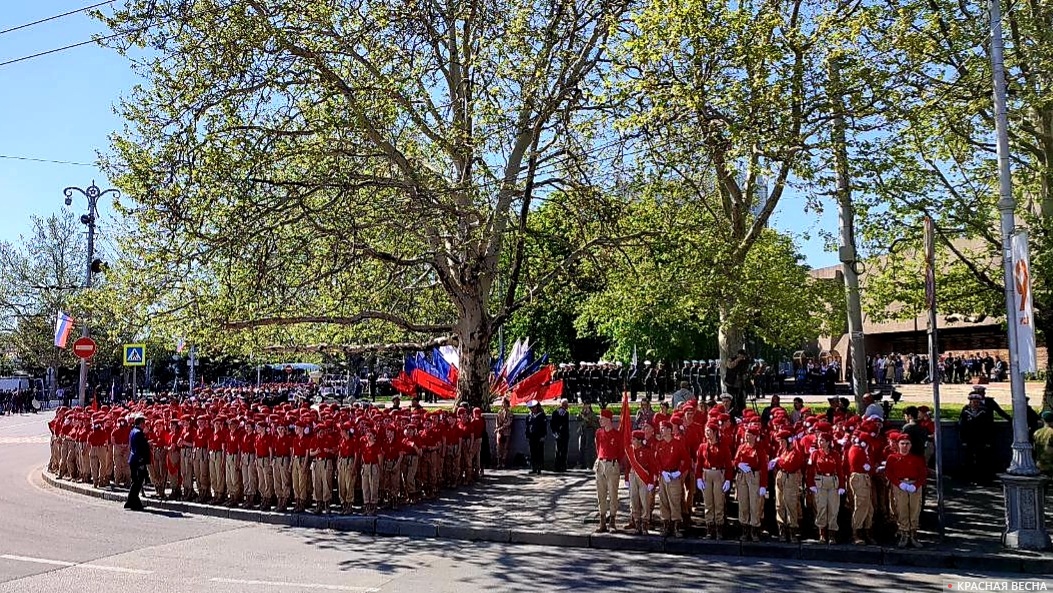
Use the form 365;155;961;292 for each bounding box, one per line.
623;430;656;534
593;408;622;533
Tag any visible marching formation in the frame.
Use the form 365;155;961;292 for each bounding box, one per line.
596;394;933;548
47;398;487;515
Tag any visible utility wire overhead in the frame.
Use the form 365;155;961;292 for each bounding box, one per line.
0;154;94;166
0;1;114;37
0;30;125;68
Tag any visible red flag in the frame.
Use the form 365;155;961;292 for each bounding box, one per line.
509;365;553;406
537;379;564;403
411;369;456;400
621;391;652;485
91;393;99;412
391;371;417;396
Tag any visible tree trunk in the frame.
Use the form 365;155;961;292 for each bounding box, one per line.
455;297;494;410
717;302;744;393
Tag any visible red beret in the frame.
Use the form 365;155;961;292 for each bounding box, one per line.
600;409;614;419
631;430;645;440
776;430;793;440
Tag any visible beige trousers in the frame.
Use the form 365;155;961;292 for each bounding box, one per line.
702;468;727;525
337;457;357;505
361;463;380;504
402;455;419;497
736;471;762;527
225;452;242;498
272;456;291;500
658;475;684;522
194;448;210;495
241;453;257;497
209;451;226;497
312;458;333;504
594;459;621;520
775;471;802;528
814;475;840;531
88;446;102;484
114;445;130;485
893;486;922;532
292;456;311;501
849;472;873;530
628;472;652;523
99;445;113;486
255;456;274;499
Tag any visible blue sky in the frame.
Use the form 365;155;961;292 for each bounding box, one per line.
0;1;841;268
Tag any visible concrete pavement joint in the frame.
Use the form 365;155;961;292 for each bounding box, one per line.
41;470;1053;575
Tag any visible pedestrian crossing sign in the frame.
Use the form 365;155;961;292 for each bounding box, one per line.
123;344;146;367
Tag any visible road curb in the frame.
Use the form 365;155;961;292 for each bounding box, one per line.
41;471;1051;573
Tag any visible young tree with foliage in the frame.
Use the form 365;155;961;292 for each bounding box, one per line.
850;0;1053;409
0;211;84;375
615;0;863;365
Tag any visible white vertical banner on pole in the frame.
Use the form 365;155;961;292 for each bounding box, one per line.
1011;231;1037;373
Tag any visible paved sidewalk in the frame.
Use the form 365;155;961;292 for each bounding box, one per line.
41;466;1053;575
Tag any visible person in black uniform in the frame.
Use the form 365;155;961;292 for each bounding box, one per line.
656;361;669;401
565;363;579;404
900;406;929;457
550;399;571;471
525;401;548;474
643;361;656;401
959;392;994;484
606;362;619;408
580;363;593;404
125;414;151;511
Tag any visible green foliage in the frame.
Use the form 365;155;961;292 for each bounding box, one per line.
0;211;84;374
96;0;638;407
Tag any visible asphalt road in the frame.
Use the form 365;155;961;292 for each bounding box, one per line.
0;411;1045;593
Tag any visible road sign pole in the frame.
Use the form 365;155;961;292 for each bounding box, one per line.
132;367;137;401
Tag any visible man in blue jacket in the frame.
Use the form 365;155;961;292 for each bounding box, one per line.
125;414;151;511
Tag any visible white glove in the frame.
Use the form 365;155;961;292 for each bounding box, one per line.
670;470;681;480
907;484;918;493
863;463;871;472
697;478;705;491
758;487;767;497
837;488;846;496
898;482;910;492
624;480;630;489
661;471;671;483
809;486;818;493
737;463;752;473
646;483;655;492
808;447;816;454
722;480;730;493
767;459;777;471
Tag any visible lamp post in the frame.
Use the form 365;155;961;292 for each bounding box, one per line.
63;181;120;407
987;0;1050;550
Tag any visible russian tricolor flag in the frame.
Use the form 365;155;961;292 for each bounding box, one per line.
54;311;74;348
